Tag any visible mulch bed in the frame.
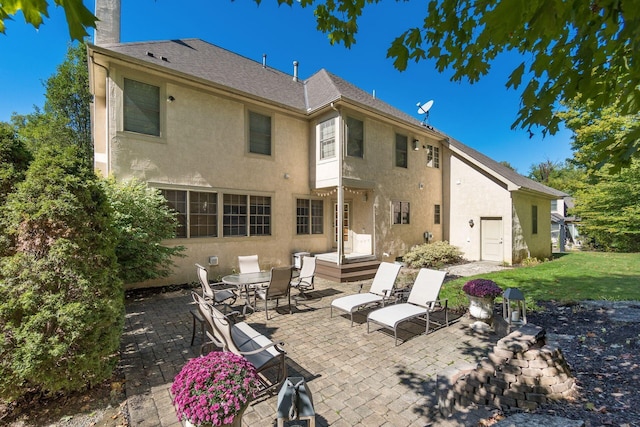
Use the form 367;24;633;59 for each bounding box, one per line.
522;301;640;426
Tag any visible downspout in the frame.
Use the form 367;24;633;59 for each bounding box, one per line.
331;102;344;265
90;53;110;175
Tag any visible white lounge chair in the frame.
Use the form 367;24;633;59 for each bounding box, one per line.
330;262;402;326
367;268;448;345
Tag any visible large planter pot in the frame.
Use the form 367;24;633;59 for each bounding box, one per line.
467;295;495;321
182;404;246;427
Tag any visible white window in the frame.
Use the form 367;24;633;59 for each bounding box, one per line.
426;144;440;168
124;78;160;136
296;199;324;235
160;189;217;238
319;119;336;159
392;201;410;225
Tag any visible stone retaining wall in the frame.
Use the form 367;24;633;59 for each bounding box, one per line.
438;324;575;417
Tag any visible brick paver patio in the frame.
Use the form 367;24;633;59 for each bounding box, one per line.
121;275;500;426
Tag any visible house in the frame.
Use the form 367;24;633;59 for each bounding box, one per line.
88;1;565;287
551;197;581;251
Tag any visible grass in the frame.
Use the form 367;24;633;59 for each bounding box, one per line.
440;252;640;311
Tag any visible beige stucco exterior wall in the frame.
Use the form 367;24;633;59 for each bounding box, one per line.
446;154;514;264
511;192;553;263
333;111;443;263
93;60;331;287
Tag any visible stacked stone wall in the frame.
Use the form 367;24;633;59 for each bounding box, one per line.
438;324;575;416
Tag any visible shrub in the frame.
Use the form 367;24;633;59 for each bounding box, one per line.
402;241;464;268
462;279;503;298
0;144;124;401
101;177;185;284
172;352;259;426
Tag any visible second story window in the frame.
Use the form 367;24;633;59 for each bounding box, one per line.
392;201;410;225
319;119;336;159
124;78;160;136
426;144;440;168
395;134;408;168
346;116;364;158
249;111;272;155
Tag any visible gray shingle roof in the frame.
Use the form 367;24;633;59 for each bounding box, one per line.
100;39;307;110
93;38;568;199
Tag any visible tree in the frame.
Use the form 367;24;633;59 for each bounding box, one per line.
301;0;640;170
0;0;96;40
0;123;31;204
42;43;92;160
558;98;640;174
12;43;93;162
527;159;586;195
572;160;640;252
102;178;185;285
0;142;123;400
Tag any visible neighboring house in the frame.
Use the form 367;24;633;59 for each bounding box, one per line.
551;197;581;251
88;1;565;287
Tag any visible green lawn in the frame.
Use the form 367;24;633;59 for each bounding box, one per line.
440;252;640;310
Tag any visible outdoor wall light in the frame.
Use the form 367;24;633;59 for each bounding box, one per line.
413;139;420;151
167;95;175;102
469;219;475;228
419;182;424;190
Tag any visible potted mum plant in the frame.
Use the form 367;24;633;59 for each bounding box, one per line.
171;352;260;427
462;279;503;322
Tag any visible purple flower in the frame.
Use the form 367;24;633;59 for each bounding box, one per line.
171;352;259;426
463;279;503;298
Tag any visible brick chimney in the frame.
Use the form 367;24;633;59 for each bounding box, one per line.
94;0;121;45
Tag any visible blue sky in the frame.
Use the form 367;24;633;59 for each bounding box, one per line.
0;0;574;174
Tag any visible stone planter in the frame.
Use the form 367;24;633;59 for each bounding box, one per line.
182;404;246;427
467;295;495;321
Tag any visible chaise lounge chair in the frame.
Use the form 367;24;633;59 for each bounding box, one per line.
367;268;448;345
330;262;402;326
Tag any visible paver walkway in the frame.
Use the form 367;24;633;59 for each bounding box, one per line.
121;271;501;426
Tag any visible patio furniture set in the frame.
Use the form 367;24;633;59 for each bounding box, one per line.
190;257;450;396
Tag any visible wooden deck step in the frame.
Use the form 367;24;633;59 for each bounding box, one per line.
315;259;381;283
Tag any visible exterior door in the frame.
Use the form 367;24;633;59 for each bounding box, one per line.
334;203;352;252
481;218;503;262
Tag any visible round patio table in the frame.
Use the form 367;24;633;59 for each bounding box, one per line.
222;270;298;315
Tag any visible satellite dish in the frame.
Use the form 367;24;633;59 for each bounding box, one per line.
417;100;434;115
416;100;434;125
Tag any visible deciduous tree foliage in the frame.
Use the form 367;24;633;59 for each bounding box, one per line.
573;160;640;252
0;0;96;40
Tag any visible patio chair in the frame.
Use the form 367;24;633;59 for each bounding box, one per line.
195;263;237;312
291;256;316;298
193;291;287;396
238;254;262;273
254;266;294;321
330;262;402;326
367;268;448;345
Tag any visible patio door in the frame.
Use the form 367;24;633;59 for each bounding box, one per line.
481;218;503;262
334;202;352;252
